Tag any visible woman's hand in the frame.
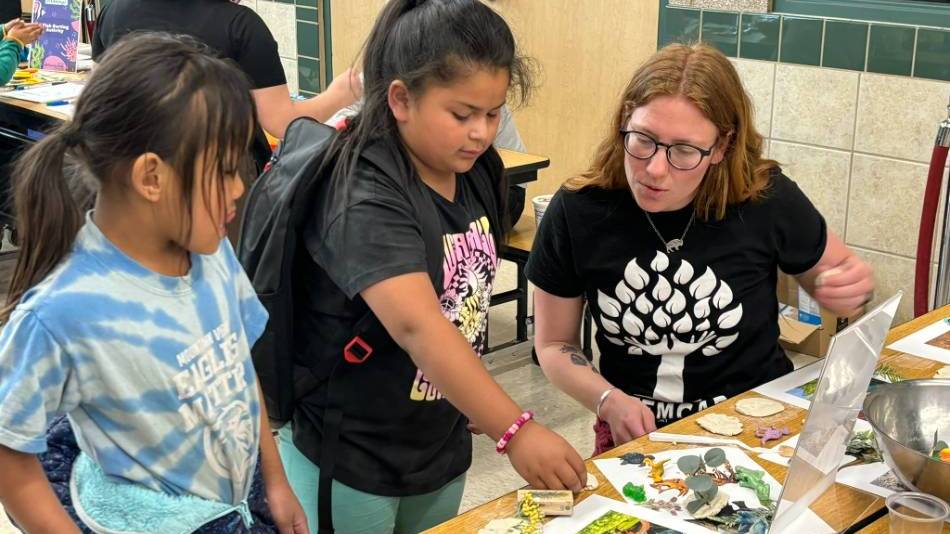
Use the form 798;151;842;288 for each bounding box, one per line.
505;421;587;492
812;255;874;315
599;390;657;445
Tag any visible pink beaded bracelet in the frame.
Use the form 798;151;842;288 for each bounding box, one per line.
496;411;534;454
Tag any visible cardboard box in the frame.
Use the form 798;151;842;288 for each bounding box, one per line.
777;273;861;357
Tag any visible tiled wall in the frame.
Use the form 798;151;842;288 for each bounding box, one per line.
241;0;327;97
669;0;769;13
661;4;950;323
660;7;950;81
750;62;949;325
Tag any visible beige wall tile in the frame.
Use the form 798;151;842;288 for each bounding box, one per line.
770;141;850;238
256;1;297;60
695;0;769;10
855;74;950;164
731;58;774;138
238;0;257;11
847;154;929;258
772;64;859;151
280;58;298;96
853;248;915;325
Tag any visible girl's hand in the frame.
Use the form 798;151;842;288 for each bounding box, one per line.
266;482;310;534
812;255;874;315
505;421;587;491
8;22;43;46
599;390;657;445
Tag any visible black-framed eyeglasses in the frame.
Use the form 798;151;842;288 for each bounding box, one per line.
619;129;717;171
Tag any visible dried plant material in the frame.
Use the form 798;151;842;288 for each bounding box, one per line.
690;490;730;519
735;397;785;417
584;471;599;491
697;413;743;436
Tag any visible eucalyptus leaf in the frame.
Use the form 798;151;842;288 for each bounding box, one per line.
685;474;714;492
686;499;705;514
704;447;726;467
677;455;702;475
695;486;718;502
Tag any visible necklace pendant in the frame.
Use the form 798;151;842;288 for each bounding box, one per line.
665;239;684;253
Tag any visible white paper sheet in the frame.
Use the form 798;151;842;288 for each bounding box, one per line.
835;462;902;499
752;362;822;409
543;494;696;534
594;447;781;527
758;420;870;467
886;318;950;365
546;482;834;533
0;82;84;103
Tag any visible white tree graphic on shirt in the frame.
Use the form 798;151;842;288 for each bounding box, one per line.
598;251;742;403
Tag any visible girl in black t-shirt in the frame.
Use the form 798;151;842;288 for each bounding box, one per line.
278;2;586;533
525;43;875;455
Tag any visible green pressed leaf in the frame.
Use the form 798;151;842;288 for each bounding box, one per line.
686;499;705;514
678;456;702;475
686;474;714;492
705;448;727;467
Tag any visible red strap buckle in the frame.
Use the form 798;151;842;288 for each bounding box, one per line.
344;336;373;364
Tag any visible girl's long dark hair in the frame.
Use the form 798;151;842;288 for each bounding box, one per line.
325;0;535;240
2;32;257;322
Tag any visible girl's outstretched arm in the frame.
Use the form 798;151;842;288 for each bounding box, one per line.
0;445;81;534
362;272;587;491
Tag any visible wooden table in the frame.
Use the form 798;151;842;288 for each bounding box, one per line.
487;150;549;352
0;73;83;234
498;148;550;186
426;306;950;533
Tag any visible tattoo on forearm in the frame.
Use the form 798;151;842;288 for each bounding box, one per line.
558;344;598;373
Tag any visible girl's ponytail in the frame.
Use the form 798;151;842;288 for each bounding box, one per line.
1;127;86;322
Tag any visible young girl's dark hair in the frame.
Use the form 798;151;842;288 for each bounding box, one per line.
327;0;535;234
2;32;258;322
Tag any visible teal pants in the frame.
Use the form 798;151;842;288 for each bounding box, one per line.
277;426;466;534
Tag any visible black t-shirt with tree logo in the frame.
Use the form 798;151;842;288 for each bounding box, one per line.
525;172;826;425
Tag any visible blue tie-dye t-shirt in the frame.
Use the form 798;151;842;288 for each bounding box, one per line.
0;215;267;505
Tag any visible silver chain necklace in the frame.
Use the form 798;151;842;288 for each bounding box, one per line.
643;210;695;253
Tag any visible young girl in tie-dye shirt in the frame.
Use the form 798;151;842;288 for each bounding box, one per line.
0;34;307;534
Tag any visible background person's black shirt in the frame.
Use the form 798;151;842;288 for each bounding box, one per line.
92;0;286;89
92;0;287;173
290;136;503;496
525;172;826;426
0;0;20;25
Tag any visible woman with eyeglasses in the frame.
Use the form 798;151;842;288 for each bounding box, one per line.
524;43;874;454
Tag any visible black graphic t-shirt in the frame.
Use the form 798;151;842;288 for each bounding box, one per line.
291;138;500;496
525;172;826;425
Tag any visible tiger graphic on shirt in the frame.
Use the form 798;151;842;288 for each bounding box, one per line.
409;216;497;402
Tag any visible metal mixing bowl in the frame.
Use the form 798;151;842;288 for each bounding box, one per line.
863;379;950;503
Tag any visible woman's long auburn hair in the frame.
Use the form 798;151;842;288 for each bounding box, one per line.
565;42;778;221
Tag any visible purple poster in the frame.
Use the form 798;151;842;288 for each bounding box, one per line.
29;0;81;72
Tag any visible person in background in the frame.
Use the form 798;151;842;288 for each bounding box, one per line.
0;0;19;25
91;0;361;170
0;18;42;84
526;43;874;455
0;34;307;533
